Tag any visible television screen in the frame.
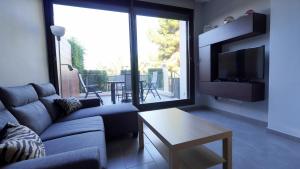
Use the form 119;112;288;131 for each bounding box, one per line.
218;46;264;81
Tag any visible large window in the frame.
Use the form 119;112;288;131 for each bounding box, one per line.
43;0;194;110
53;4;132;105
136;16;189;104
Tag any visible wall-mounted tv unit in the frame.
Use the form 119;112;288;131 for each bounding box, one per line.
218;46;265;82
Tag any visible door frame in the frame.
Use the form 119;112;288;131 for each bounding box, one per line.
130;1;195;111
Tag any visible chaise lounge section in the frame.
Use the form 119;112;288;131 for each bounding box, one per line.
32;83;139;139
0;82;139;169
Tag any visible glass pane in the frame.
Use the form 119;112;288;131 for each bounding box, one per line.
137;15;189;104
53;4;132;105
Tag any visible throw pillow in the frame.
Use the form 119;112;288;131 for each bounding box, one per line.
54;97;82;115
0;123;46;164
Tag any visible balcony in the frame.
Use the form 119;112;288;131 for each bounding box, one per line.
62;71;181;105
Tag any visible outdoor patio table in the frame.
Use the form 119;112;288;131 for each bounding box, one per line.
107;80;144;104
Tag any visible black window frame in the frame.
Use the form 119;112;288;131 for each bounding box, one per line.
132;1;195;110
43;0;195;111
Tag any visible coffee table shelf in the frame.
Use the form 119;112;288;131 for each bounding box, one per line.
144;127;225;169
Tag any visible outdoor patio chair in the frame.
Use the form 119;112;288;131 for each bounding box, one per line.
79;73;104;105
115;75;124;101
122;72;132;102
144;71;161;100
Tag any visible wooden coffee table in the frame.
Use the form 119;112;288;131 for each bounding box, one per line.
138;108;232;169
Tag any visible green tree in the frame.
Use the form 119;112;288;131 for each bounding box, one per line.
68;37;85;72
147;19;180;61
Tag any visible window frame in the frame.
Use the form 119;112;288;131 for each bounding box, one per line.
132;1;195;110
43;0;195;111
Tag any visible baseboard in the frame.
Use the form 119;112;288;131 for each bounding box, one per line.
198;106;268;127
267;128;300;143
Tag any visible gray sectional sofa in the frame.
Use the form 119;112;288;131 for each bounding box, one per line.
0;83;139;169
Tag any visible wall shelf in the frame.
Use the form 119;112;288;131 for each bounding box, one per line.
199;13;267;47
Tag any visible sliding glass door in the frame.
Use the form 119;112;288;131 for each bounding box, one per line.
44;0;194;110
133;3;194;109
136;15;189;104
53;4;132;105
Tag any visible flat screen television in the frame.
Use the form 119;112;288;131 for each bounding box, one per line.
218;46;265;82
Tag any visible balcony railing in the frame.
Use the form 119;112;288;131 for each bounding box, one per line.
80;73;180;97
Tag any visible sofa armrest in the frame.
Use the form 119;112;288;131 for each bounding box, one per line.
2;147;100;169
79;98;101;108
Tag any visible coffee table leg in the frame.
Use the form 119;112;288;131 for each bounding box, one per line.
223;136;232;169
169;149;180;169
138;116;144;149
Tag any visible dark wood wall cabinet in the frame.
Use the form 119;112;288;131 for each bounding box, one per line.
198;13;266;102
199;82;265;102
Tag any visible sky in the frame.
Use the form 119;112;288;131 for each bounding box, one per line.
53;4;159;74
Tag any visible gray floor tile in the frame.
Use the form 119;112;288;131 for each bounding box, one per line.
127;162;158;169
107;109;300;169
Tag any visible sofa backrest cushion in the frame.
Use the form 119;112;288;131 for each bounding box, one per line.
0;85;52;135
0;100;19;125
41;95;64;120
32;83;64;120
32;83;57;98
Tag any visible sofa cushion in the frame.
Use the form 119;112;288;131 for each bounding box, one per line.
32;83;57;98
57;103;139;138
0;101;19;125
40;94;64;120
97;103;139;116
40;116;104;141
80;98;101;108
58;103;138;122
0;85;52;135
1;148;101;169
0;123;46;164
57;106;102;122
32;83;63;120
0;85;38;107
0;119;9;139
44;131;107;168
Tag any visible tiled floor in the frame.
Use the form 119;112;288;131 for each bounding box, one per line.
106;109;300;169
107;132;169;169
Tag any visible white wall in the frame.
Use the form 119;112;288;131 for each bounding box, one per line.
201;0;270;27
0;0;49;87
197;0;270;122
268;0;300;138
138;0;195;9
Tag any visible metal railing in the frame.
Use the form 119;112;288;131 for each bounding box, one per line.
81;73;180;95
